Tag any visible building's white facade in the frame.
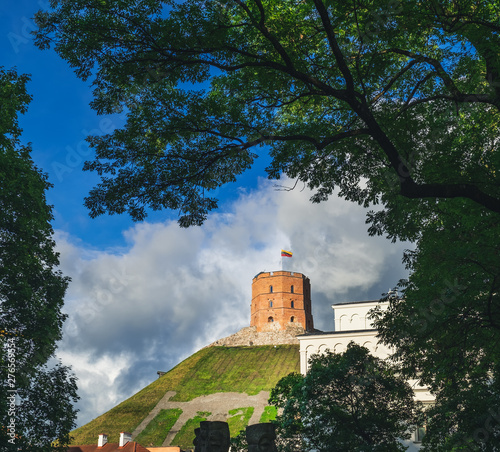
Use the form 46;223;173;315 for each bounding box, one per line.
297;300;434;451
299;300;391;371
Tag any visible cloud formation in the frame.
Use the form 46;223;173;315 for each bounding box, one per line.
55;178;410;427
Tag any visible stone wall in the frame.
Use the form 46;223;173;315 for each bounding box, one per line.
208;324;306;347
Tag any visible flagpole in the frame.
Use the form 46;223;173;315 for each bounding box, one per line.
280;249;292;271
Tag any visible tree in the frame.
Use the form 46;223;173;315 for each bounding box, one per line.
269;342;422;452
33;1;500;446
371;201;500;451
33;0;500;226
0;67;79;451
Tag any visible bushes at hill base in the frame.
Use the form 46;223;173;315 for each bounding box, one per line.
270;342;423;452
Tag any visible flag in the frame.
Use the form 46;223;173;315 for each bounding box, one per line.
281;249;293;258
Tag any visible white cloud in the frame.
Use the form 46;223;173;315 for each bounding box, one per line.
54;178;409;427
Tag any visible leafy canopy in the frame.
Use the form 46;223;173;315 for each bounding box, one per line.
372;200;500;451
34;0;500;229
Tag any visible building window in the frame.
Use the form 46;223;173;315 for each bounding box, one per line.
268;317;274;323
291;285;294;293
269;300;273;307
414;426;426;443
269;285;273;293
291;300;294;308
290;316;295;322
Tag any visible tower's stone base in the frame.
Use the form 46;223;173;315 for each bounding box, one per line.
208;324;307;347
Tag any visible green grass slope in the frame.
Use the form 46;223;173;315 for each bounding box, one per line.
70;345;299;445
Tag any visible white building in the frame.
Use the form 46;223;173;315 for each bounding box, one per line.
297;299;434;450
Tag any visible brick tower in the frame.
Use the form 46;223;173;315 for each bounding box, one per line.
250;271;314;332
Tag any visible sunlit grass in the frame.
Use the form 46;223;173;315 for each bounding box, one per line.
69;345;299;445
227;407;254;437
259;405;278;423
134;408;182;447
172;411;211;449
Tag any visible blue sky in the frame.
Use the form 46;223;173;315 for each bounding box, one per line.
2;1;410;431
3;0;134;249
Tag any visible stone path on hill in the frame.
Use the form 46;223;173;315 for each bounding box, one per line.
132;390;177;439
131;390;271;447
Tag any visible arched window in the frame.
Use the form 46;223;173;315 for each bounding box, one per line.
291;300;294;308
268;316;274;323
291;285;294;293
269;285;273;293
290;316;295;323
269;300;273;308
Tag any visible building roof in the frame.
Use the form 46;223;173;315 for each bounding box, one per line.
148;448;181;452
68;442;150;452
252;270;306;279
331;299;382;307
297;328;377;337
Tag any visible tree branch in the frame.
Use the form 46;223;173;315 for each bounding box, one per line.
353;100;500;213
386;47;500;109
260;128;370;149
400;179;500;213
233;0;296;70
386;48;462;97
372;59;421;106
312;0;356;93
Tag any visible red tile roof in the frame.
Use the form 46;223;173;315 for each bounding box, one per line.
68;442;150;452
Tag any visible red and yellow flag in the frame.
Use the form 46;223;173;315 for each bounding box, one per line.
281;249;293;258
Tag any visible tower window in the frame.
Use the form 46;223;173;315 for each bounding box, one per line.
268;317;274;323
291;300;294;308
269;300;273;307
291;285;294;293
290;316;295;322
270;285;273;293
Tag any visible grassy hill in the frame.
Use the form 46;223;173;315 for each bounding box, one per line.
70;345;299;448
